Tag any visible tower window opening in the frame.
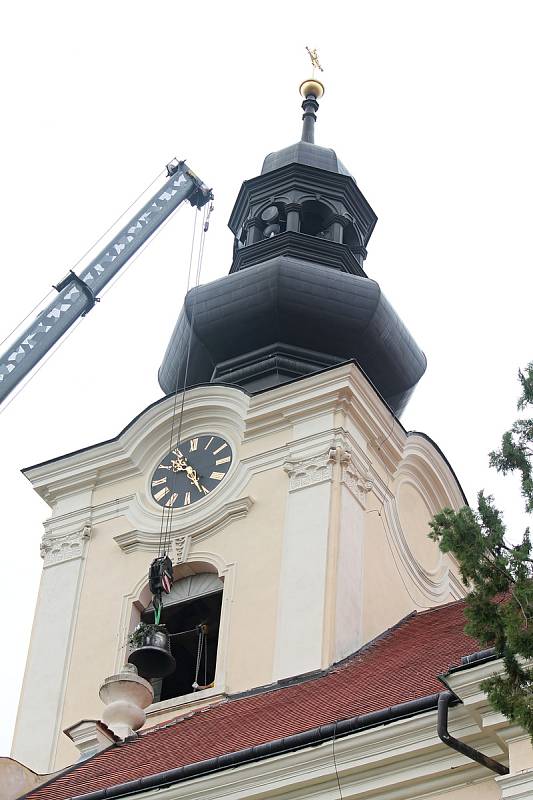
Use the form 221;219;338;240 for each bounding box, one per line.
299;200;329;237
342;223;361;250
140;573;223;702
260;203;286;239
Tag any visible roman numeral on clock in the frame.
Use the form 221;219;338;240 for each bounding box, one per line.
154;486;170;502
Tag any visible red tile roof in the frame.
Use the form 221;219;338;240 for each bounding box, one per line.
26;600;479;800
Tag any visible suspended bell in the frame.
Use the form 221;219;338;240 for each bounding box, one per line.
128;626;176;679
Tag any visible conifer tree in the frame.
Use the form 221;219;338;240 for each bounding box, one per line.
429;362;533;739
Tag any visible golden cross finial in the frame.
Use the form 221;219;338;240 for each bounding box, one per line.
306;46;324;77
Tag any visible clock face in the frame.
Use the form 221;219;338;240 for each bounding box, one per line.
150;435;233;509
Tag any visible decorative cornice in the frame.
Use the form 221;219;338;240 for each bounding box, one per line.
497;770;533;800
23;385;250;507
113;497;254;553
40;524;91;567
230;232;366;277
228;163;377;245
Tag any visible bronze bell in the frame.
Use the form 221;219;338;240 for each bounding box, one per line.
128;626;176;679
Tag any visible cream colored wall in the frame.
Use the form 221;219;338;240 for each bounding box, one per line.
17;365;468;772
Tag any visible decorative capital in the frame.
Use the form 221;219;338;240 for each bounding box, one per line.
341;452;373;506
285;202;302;213
40;523;91;566
284;448;336;491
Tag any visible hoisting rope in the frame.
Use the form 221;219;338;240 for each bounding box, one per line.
192;624;207;691
150;198;213;621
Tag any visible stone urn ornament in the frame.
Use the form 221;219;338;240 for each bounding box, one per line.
99;664;154;740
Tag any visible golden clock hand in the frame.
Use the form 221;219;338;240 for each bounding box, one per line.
185;465;202;492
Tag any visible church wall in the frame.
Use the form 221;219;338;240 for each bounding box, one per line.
54;517;149;768
273;479;331;680
53;464;289;768
361;500;418;644
16;366;468;773
11;552;87;773
331;482;365;662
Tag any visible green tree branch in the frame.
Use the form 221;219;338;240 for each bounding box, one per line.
429;362;533;741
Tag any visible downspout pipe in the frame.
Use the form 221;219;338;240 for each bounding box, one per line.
437;691;509;776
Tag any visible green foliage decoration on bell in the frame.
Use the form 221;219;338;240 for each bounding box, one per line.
128;622;176;679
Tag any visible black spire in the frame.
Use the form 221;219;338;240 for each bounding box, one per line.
158;80;426;415
300;79;324;143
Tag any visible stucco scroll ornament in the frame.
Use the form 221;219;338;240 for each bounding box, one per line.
40;523;91;567
341;450;373;506
283;448;337;491
172;535;191;564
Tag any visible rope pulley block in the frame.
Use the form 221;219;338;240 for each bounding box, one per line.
149;555;173;599
127;556;176;679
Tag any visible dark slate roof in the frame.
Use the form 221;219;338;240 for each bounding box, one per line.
261;141;352;176
26;600;478;800
158;258;427;416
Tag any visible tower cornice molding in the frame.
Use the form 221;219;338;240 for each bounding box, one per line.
230;232;366;276
245;362;405;467
229;163;377;245
22;385;250;507
113;496;254;554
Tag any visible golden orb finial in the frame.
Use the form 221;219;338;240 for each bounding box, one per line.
299;78;325;99
300;47;325;98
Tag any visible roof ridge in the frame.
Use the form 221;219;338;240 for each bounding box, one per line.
416;597;466;617
330;610;420;674
142;698;229;735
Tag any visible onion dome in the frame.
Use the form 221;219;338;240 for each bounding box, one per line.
159;78;426;416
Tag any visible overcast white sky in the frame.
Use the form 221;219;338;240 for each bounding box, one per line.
0;0;531;759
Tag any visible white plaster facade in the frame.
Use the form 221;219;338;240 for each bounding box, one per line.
12;363;467;774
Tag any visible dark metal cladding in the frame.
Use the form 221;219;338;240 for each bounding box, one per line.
158;258;426;416
262;142;352;177
159;89;426;415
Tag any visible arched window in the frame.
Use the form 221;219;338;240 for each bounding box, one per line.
299;200;330;238
141;572;223;702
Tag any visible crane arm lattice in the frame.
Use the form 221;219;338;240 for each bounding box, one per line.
0;161;212;406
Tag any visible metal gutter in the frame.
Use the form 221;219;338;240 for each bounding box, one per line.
42;693;441;800
460;648;496;667
437;691;508;776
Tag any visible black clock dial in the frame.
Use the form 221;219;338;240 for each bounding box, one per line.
150;435;233;509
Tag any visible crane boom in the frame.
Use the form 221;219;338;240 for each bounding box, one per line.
0;160;212;407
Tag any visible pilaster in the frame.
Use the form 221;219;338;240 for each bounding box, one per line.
11;524;91;773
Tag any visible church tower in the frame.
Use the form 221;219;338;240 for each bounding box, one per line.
11;76;466;775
